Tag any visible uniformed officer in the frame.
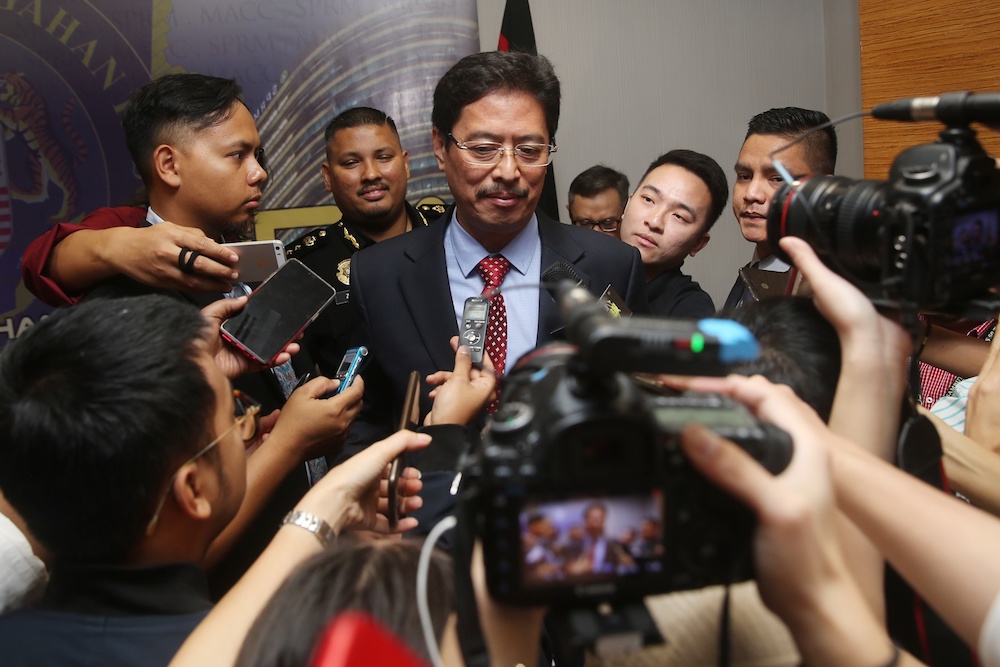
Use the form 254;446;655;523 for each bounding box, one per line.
286;107;443;374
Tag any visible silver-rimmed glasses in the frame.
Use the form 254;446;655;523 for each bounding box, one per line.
448;133;556;167
145;390;261;536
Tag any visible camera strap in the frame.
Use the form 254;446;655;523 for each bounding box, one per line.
885;395;979;666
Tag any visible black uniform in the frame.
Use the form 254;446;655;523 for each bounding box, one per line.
286;201;439;374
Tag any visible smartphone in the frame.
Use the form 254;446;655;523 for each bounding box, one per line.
220;259;337;365
387;370;421;528
331;346;368;395
460;296;490;367
223;240;286;283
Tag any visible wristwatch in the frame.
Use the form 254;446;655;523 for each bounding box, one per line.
281;510;336;548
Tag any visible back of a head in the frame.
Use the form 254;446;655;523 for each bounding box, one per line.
641;149;729;232
235;538;455;667
745;106;837;175
723;296;841;421
123;73;244;184
324;106;400;146
432;50;561;140
0;296;216;563
568;165;629;208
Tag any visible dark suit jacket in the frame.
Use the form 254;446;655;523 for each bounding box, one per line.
343;210;648;466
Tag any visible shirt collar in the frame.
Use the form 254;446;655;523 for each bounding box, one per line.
450;212;539;279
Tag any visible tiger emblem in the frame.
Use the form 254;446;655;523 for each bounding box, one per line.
0;72;83;221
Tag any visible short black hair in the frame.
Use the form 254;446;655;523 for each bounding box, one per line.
0;296;217;563
122;73;245;184
724;296;841;421
745;107;837;175
432;50;561;141
323;106;400;146
639;149;729;232
568;165;629;209
235;538;454;667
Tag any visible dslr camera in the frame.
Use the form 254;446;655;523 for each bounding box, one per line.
767;96;1000;316
456;284;793;607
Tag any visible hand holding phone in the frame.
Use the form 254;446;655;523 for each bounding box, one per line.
387;370;421;528
320;347;368;399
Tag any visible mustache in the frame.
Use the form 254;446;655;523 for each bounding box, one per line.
358;182;390;196
476;184;529;199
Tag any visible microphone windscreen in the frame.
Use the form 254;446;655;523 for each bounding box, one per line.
542;261;583;290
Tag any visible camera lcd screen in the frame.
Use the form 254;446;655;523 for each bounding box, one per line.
949;207;999;278
652;405;755;430
518;493;664;588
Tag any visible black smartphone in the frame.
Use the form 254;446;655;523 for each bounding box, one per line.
460;296;490;367
387;370;421;528
220;259;337;365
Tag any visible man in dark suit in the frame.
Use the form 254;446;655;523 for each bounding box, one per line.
344;51;646;518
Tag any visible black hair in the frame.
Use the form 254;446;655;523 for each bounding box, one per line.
0;296;217;563
235;538;455;667
122;73;245;184
639;149;729;232
723;296;841;421
432;50;561;141
568;165;629;210
324;106;400;145
745;107;838;175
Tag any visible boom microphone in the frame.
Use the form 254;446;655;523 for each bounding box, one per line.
871;91;1000;128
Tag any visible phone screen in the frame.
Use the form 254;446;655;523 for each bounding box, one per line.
388;370;421;527
221;259;337;364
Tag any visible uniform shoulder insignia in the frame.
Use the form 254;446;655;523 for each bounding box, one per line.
414;199;449;225
285;227;332;258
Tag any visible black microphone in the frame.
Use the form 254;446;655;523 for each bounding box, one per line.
871;91;1000;128
541;261;583;298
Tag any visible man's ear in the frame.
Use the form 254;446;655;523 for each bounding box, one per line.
154;144;181;188
321;161;333;194
689;233;711;257
432;128;446;171
402;149;411;181
172;462;214;522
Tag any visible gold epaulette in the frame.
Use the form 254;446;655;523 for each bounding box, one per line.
285;227;334;258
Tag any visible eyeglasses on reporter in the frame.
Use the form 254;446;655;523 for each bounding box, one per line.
571;216;622;232
447;133;557;167
145;390;261;536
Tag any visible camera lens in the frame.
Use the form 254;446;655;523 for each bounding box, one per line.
767;175;888;283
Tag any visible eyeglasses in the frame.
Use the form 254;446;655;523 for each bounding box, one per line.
572;217;621;232
448;133;556;167
145;390;261;536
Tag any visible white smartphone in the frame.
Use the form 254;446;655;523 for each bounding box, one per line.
223;240;286;283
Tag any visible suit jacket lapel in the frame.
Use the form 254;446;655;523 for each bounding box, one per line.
398;217;461;373
537;212;589;341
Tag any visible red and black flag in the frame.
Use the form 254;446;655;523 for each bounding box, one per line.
498;0;561;222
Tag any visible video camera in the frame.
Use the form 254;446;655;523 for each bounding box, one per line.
767;91;1000;317
456;283;793;608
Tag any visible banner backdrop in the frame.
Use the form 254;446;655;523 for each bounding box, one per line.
0;0;478;349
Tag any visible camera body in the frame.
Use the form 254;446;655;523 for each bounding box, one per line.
768;126;1000;315
458;338;792;607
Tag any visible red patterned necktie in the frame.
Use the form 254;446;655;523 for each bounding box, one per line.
476;255;512;413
